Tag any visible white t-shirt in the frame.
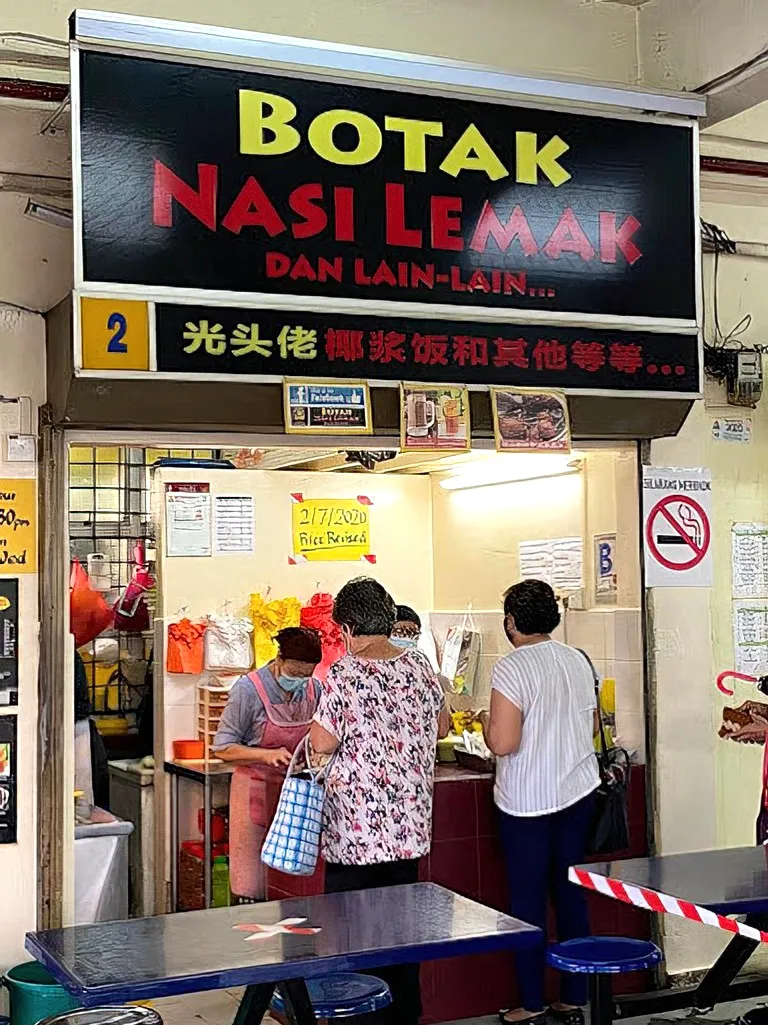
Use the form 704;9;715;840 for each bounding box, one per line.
492;640;599;817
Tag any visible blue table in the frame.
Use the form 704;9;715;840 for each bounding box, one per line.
26;882;540;1024
574;847;768;1012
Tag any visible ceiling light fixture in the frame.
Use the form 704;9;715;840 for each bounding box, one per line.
439;454;581;492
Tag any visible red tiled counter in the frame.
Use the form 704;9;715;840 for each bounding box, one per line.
266;764;649;1024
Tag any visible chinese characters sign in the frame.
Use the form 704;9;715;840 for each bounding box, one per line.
290;495;373;564
0;479;36;574
156;305;700;394
284;381;372;435
78;51;695;321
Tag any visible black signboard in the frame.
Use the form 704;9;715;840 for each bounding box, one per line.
0;579;18;707
156;304;699;393
0;715;16;844
79;52;695;321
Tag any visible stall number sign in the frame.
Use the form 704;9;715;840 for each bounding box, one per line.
0;479;36;574
290;495;374;564
642;468;712;587
80;297;150;371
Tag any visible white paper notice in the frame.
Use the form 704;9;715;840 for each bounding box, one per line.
165;485;212;557
215;495;255;554
519;537;583;592
733;599;768;676
732;523;768;599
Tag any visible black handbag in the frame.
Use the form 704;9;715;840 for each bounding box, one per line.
577;649;631;856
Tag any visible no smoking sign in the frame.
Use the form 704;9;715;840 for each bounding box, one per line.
643;468;712;587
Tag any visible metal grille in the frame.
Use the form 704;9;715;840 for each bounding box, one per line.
68;446;213;738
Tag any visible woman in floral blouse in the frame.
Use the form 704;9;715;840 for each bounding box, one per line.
310;578;449;1025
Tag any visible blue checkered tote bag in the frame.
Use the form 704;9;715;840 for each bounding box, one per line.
262;737;332;876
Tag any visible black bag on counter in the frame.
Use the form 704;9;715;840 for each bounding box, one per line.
578;649;631;856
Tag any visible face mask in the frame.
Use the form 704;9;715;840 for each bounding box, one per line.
278;674;309;694
391;636;417;649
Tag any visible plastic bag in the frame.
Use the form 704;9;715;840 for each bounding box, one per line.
440;609;481;696
70;560;114;647
113;542;154;633
167;618;206;674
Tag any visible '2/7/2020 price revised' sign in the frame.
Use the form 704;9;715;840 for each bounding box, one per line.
0;479;37;573
289;495;375;564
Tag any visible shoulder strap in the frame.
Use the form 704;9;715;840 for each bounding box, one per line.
576;647;609;759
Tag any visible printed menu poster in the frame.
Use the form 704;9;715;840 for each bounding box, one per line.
491;389;570;453
400;384;470;453
165;483;212;557
215;495;255;554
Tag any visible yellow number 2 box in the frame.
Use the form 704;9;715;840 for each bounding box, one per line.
80;297;150;371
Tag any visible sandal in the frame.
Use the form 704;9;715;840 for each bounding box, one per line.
498;1012;548;1025
548;1007;585;1025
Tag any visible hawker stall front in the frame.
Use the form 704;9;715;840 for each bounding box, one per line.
41;11;704;1022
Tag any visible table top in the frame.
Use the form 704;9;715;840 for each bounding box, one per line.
26;883;539;1004
164;759;235;782
577;845;768;915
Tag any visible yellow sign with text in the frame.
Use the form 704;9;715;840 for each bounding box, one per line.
291;496;371;563
80;297;150;371
0;479;37;573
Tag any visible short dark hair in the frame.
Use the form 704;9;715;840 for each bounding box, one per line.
395;605;421;630
333;577;397;637
503;579;561;635
275;627;322;664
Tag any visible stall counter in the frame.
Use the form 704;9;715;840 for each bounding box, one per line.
266;763;650;1025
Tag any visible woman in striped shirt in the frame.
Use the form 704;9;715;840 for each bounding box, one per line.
481;579;599;1025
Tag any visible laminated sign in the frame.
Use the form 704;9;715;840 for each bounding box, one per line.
642;468;712;587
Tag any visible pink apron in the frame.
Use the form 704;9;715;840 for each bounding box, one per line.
229;667;318;900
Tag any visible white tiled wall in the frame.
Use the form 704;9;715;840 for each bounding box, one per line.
426;606;646;762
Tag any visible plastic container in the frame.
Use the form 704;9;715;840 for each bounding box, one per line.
3;962;79;1025
172;739;205;760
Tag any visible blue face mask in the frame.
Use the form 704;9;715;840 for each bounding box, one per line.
278;674;309;693
390;636;417;649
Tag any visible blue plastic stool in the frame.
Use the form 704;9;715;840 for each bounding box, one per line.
547;937;662;1025
271;974;391;1021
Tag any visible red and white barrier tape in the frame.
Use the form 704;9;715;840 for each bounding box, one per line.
569;866;768;943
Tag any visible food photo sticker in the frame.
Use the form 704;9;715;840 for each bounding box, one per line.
491;388;571;453
0;742;10;778
400;383;470;453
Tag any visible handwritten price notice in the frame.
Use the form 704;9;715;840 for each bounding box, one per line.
290;495;375;564
0;479;36;574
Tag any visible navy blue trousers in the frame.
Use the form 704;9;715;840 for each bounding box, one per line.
499;792;595;1012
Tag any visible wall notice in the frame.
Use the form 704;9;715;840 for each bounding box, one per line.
732;523;768;599
165;483;212;557
0;479;36;574
642;467;712;587
519;536;583;592
733;600;768;676
215;495;255;554
595;534;618;605
290;494;373;564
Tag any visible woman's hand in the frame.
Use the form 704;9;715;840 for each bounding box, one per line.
259;747;292;768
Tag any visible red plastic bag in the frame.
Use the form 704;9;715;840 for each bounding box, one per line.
70;560;113;647
114;542;154;633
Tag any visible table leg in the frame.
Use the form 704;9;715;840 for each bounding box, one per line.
170;773;179;912
692;913;768;1012
277;979;318;1025
204;777;212;909
232;984;275;1025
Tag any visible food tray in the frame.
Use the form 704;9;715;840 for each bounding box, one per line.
454;745;494;774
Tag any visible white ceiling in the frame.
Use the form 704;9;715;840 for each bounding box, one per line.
0;100;72;312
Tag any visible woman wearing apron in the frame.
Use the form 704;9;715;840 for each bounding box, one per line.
213;627;322;901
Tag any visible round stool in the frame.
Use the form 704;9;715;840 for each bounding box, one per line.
271;974;391;1021
547;937;662;1025
38;1010;163;1025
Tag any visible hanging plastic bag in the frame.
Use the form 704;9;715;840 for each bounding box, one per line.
440;607;481;696
300;593;345;680
113;542;155;633
205;613;254;671
167;618;206;674
70;560;114;648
